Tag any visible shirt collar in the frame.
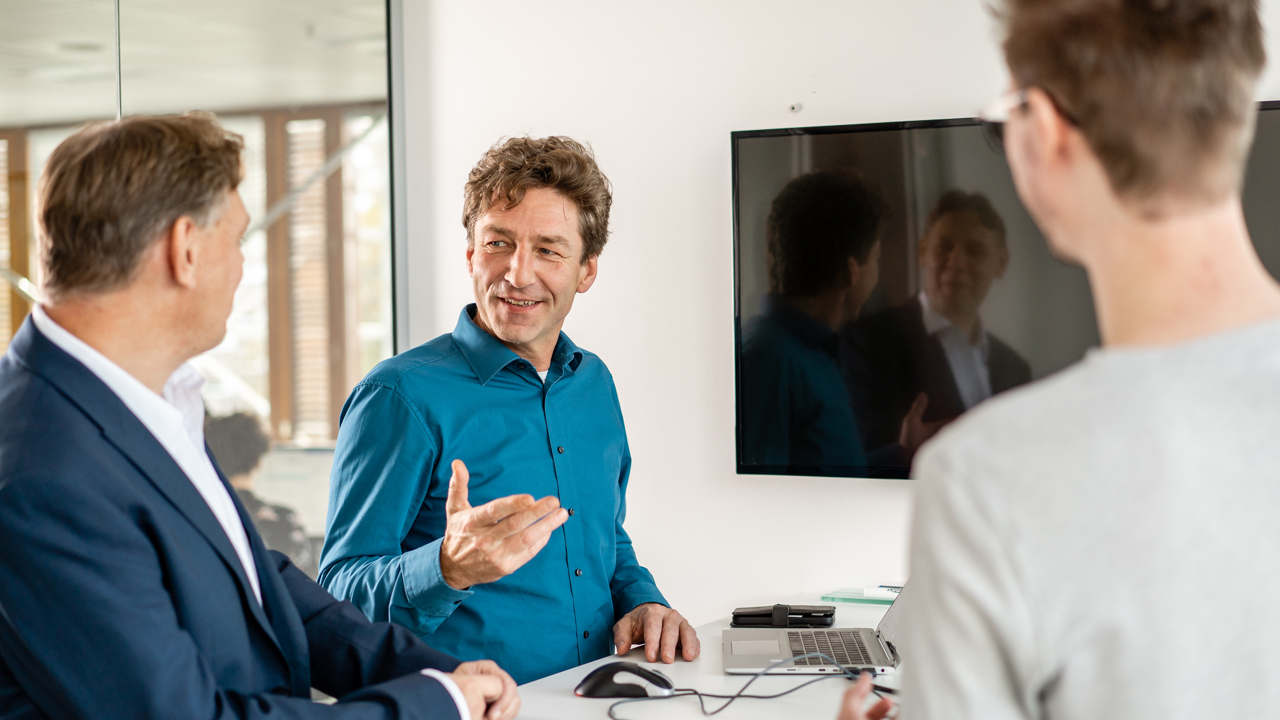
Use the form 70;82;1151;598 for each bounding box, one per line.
918;291;990;355
31;304;207;448
452;304;583;386
760;295;838;354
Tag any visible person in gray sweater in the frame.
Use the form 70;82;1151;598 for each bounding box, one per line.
839;1;1280;718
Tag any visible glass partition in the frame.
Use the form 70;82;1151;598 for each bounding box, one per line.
0;0;120;352
0;1;395;580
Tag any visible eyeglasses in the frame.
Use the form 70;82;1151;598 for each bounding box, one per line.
978;88;1030;155
978;86;1079;155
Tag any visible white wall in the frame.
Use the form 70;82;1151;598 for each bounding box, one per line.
396;0;1280;625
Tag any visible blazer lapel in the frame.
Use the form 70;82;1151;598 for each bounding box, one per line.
218;460;312;696
13;320;287;661
904;298;966;421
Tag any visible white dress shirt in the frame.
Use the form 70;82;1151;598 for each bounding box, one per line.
918;291;992;410
32;305;262;606
33;306;471;719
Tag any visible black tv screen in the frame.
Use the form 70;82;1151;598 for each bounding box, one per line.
733;102;1280;479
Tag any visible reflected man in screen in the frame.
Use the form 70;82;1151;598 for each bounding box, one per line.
320;136;699;685
740;171;890;472
842;190;1031;459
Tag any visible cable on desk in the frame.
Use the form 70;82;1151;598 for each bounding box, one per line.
606;652;892;720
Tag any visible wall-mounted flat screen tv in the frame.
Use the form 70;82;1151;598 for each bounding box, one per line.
733;102;1280;479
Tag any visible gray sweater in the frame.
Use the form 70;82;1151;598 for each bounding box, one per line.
901;318;1280;719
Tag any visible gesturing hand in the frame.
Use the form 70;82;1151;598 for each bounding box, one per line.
450;660;520;720
835;673;894;720
439;459;569;590
898;392;946;460
612;603;700;664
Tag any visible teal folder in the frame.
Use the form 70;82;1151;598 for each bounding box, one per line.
820;588;899;606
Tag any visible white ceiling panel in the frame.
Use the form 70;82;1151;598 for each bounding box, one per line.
0;0;387;128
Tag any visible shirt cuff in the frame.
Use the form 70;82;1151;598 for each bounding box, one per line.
421;668;470;720
613;583;669;620
402;537;474;617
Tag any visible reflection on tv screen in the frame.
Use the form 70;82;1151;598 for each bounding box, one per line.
734;108;1280;479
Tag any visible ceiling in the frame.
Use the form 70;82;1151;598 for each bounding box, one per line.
0;0;387;128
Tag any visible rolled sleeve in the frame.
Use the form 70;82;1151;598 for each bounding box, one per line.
402;538;474;617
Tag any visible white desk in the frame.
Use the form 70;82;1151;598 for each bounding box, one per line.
517;596;898;720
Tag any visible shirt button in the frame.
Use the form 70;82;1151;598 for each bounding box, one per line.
557;446;565;454
575;568;583;576
583;631;590;639
567;508;575;516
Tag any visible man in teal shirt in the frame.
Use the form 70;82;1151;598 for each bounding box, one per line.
319;136;699;684
740;171;932;477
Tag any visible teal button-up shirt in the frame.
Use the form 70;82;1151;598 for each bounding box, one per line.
740;295;870;470
318;306;667;684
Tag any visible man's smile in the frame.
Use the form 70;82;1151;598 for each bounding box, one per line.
499;296;542;308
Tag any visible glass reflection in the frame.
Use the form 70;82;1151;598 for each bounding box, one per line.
735;124;1102;479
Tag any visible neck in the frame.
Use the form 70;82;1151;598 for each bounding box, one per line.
1078;196;1280;347
43;291;191;395
472;310;560;372
924;291;980;342
784;291;845;332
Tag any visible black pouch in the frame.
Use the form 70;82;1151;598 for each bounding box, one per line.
730;604;835;628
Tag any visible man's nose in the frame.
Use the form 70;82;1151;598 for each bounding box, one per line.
505;246;535;288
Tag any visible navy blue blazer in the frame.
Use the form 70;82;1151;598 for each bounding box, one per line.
0;318;464;719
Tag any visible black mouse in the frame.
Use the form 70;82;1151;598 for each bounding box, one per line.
574;661;676;698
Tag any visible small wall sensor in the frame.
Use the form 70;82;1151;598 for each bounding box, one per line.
790;103;804;113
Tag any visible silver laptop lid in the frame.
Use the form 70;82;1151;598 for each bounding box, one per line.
875;582;911;658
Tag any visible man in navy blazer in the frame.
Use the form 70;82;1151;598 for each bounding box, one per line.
0;113;518;719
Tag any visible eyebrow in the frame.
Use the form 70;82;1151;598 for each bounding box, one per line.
483;225;571;246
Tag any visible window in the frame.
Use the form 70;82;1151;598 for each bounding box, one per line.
0;1;395;579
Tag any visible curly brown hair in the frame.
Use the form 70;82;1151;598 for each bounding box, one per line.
462;136;612;261
1000;0;1265;205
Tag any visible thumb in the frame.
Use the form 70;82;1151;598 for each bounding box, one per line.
613;617;634;655
446;459;471;516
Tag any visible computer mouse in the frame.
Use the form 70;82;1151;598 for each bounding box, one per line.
574;661;676;698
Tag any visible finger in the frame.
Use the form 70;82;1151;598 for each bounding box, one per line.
475;674;504;704
868;698;895;720
493;495;563;539
469;493;538;526
613;616;634;655
909;392;928;419
837;675;873;720
658;612;681;663
643;609;663;663
445;460;471;516
488;667;519;720
502;508;568;563
679;620;700;661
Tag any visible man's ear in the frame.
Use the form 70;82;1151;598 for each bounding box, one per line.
1022;87;1073;171
576;255;599;294
167;216;200;290
995;244;1011;279
846;255;862;289
465;242;475;275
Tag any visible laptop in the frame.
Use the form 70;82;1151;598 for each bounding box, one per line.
721;584;909;675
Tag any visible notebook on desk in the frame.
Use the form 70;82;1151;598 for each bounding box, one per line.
721;583;910;675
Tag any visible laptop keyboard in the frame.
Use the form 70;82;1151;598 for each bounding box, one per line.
787;630;871;666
